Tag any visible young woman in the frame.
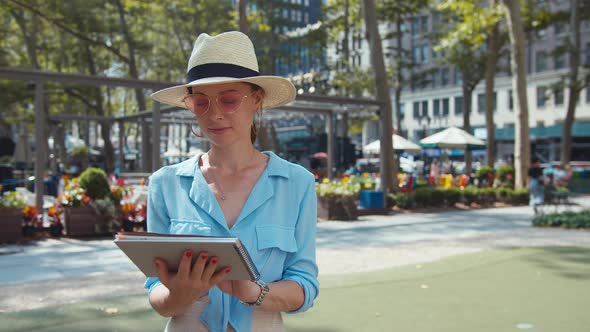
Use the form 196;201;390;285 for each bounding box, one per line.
146;31;319;332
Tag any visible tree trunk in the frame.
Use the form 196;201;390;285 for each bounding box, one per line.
84;44;115;173
394;18;403;133
502;0;531;189
485;20;501;167
114;0;147;111
363;0;399;197
238;0;248;33
462;80;473;176
561;0;581;165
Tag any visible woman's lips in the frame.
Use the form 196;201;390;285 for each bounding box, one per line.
208;127;231;135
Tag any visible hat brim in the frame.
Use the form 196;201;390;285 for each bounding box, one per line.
150;76;296;110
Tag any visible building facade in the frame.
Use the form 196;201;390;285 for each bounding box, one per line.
333;2;590;163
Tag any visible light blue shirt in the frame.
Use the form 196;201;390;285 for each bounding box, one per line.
144;151;319;332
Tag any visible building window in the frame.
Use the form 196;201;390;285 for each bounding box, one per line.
585;43;590;66
304;0;309;6
433;99;440;117
554;22;568;35
442;98;449;116
555;54;566;69
455;96;463;115
536;51;547;72
413;101;420;119
477;93;485;113
508;90;513;111
412;17;420;36
587;86;590;104
413;46;421;64
400;103;405;120
421;100;428;117
455;70;463;85
537;86;547;108
422;45;429;64
304;12;308;24
441;68;449;86
554;88;564;106
420;16;428;33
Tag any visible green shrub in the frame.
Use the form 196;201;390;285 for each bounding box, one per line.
386;193;395;208
477;187;496;205
79;167;110;199
413;188;431;208
495;165;514;188
512;188;529;205
444;188;461;207
475;165;494;178
391;192;413;209
495;187;514;203
430;188;445;207
462;185;478;205
532;210;590;229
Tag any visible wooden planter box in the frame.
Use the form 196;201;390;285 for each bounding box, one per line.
318;196;358;221
0;208;23;244
64;206;110;237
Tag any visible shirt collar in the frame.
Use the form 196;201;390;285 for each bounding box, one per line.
174;151;290;179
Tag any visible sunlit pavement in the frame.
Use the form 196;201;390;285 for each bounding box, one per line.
0;196;589;331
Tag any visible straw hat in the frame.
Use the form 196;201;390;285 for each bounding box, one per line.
151;31;296;110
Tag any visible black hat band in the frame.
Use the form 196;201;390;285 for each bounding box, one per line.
187;63;260;83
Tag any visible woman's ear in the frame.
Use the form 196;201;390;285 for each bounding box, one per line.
252;90;264;108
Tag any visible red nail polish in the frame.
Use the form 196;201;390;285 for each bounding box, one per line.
201;253;208;260
186;251;192;258
211;258;218;264
225;267;231;274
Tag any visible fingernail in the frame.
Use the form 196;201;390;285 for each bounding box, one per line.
200;253;208;260
186;251;192;258
225;267;231;274
211;258;218;264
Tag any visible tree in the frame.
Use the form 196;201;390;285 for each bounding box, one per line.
434;1;492;176
561;0;589;165
362;0;398;196
378;0;430;135
501;0;530;189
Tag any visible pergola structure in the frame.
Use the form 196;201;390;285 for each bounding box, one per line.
0;67;385;212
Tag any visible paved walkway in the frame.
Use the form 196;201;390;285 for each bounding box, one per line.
0;197;588;313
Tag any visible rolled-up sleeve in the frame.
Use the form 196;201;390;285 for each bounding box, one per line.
283;173;319;313
143;171;170;294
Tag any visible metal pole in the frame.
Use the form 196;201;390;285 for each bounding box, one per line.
326;111;334;179
118;120;124;173
152;101;161;171
34;80;45;213
141;118;150;172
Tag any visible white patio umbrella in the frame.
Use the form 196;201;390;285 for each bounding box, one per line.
419;126;486;150
363;134;422;154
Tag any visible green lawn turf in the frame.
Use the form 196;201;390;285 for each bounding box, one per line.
1;247;589;332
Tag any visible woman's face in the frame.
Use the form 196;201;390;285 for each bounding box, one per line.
187;82;262;146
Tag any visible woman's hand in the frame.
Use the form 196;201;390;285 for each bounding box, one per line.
217;280;261;304
152;250;231;316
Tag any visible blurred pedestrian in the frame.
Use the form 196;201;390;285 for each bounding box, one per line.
528;157;544;215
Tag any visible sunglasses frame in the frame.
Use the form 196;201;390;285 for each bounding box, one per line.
182;91;250;116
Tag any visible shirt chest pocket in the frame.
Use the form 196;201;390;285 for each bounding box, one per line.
254;225;298;279
169;218;212;236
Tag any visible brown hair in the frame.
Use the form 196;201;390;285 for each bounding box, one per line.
187;83;264;144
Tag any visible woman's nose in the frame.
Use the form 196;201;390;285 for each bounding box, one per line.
208;98;225;119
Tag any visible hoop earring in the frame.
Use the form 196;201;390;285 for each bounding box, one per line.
190;124;203;138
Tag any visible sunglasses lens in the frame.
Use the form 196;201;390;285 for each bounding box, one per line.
217;91;244;113
184;95;210;114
